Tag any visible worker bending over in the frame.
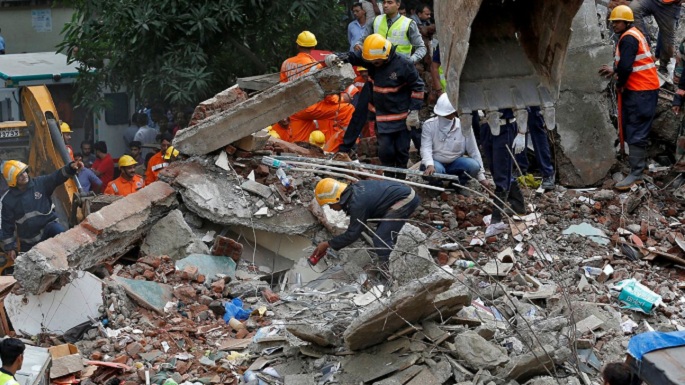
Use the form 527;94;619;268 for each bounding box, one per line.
104;155;144;197
313;178;419;264
1;159;82;260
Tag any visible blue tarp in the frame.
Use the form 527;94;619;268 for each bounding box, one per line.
628;331;685;361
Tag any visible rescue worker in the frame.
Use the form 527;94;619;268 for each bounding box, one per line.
629;0;681;77
61;122;74;161
0;159;82;260
599;5;660;190
145;133;173;185
480;107;527;237
104;155;144;197
340;0;427;156
513;106;556;190
280;31;321;83
0;338;25;385
313;178;420;264
325;34;425;178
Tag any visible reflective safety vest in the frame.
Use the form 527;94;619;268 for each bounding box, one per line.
0;372;20;385
373;15;412;56
615;27;660;91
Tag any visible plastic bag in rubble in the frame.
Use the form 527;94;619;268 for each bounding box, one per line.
611;279;662;314
223;298;251;322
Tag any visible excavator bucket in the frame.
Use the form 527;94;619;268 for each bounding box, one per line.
22;85;81;227
435;0;584;123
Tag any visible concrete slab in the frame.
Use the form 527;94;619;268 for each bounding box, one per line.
6;272;103;336
113;276;174;314
341;352;419;384
173;64;355;155
140;209;209;260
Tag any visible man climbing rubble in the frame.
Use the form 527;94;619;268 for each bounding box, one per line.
313;178;419;266
0;159;82;260
324;33;425;178
598;5;659;191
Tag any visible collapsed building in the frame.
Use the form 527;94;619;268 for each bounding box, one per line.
3;1;685;385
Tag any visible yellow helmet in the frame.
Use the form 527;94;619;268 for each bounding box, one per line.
314;178;348;206
356;66;368;72
163;145;180;160
2;160;28;188
118;155;138;168
362;34;392;61
60;122;72;133
309;130;326;148
296;31;317;48
609;5;634;22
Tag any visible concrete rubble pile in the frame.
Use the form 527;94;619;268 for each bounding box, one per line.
6;19;685;385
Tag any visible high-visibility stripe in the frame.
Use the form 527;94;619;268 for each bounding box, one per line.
1;237;15;246
16;206;54;225
615;27;660;91
376;112;409;122
373;84;405;93
633;63;656;72
111;183;119;193
151;162;169;172
411;91;424;99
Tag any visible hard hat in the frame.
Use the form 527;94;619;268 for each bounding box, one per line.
434;93;457;117
118;155;138;168
609;5;634;22
296;31;318;48
60;122;72;133
163;145;180;160
362;34;392;61
314;178;348;206
309;130;326;148
2;160;28;188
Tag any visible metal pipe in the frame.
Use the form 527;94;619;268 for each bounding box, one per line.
290;167;359;182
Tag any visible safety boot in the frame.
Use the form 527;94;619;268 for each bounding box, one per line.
541;175;555;190
615;145;646;191
507;182;526;215
486;189;510;237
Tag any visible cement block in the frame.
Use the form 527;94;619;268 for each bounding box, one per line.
174;64;355;155
140;209;209;260
14;182;178;294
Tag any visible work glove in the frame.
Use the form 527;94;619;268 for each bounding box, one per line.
406;110;420;130
512;132;526;154
324;54;340;67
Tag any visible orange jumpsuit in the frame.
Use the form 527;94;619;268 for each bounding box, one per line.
270;122;291;142
289;96;354;152
104;174;145;196
145;151;169;186
280;52;322;83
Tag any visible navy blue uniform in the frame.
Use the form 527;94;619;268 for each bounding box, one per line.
329;180;420;261
480;109;517;193
1;165;76;252
514;106;555;178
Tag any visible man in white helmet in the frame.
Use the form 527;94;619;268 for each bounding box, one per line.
420;93;491;193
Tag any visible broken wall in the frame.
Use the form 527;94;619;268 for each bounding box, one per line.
555;0;617;186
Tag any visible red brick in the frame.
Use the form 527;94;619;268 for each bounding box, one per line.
174;286;197;302
211;280;225;294
235;328;249;339
139;256;162;269
261;288;280;303
224;144;237;155
142;270;155;280
211;236;243;262
181;265;199;280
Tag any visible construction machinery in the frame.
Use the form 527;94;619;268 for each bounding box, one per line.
435;0;584;126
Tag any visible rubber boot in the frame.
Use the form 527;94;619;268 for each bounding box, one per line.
507;182;526;215
615;145;646;191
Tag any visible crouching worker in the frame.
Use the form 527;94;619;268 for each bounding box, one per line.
313;178;420;264
1;159;82;261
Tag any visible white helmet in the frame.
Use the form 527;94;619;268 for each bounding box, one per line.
434;93;456;117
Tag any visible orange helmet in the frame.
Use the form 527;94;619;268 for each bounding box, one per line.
362;34;392;61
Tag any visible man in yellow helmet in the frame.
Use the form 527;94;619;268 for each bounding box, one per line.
104;155;144;197
0;338;25;385
0;158;82;260
280;31;322;83
599;5;659;191
60;122;74;161
325;34;425;178
313;178;419;264
309;130;326;149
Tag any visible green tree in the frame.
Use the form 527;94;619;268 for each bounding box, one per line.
58;0;349;110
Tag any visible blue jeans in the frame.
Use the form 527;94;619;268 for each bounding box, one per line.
480;122;517;192
429;157;481;185
514;107;554;178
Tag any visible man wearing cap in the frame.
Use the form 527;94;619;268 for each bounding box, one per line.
145;133;173;185
420;94;490;192
0;159;82;260
280;31;322;83
104;156;144;197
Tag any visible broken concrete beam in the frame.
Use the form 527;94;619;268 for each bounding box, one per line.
286;323;341;347
174;64;356;155
140;209;209;260
168;161;319;234
188;85;248;126
15;182;178;294
343;271;454;351
502;345;571;383
453;330;509;370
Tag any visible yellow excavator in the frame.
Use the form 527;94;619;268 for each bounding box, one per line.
0;85;91;274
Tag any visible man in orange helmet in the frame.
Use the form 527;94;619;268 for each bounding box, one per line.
0;159;82;260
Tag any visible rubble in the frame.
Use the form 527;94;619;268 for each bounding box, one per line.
140;209;209;259
453;330;509;370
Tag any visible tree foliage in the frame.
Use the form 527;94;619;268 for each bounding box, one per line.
58;0;349;110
